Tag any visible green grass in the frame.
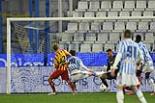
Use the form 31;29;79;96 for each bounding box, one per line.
0;92;154;103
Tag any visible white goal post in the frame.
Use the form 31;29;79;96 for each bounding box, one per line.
6;16;155;94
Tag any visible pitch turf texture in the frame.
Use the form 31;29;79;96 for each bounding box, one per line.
0;93;154;103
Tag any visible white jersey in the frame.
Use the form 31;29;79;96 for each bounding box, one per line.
138;42;154;71
68;56;88;73
138;42;153;62
113;39;144;75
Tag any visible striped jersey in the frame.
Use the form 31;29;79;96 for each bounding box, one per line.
68;56;88;73
138;42;153;62
54;49;70;70
116;39;143;75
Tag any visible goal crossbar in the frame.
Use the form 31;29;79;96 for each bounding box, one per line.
7;16;155;21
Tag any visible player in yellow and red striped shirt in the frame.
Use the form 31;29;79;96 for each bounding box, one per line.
48;44;76;95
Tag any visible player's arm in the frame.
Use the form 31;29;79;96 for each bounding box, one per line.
137;47;144;65
111;42;123;76
79;59;90;71
54;59;59;69
112;53;122;69
142;44;153;61
111;42;123;69
64;49;71;57
136;46;144;71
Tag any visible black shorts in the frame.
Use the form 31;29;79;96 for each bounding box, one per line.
101;69;119;80
106;72;116;79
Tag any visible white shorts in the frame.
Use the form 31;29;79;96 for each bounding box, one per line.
70;70;91;82
116;73;140;87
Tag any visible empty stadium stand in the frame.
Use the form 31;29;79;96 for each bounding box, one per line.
58;0;155;52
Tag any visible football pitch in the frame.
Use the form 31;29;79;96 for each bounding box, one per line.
0;92;154;103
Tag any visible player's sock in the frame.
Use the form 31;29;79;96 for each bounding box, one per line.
152;83;155;94
101;79;108;88
116;90;124;103
48;79;56;93
136;89;147;103
153;84;155;93
50;82;56;93
67;80;76;93
149;78;155;92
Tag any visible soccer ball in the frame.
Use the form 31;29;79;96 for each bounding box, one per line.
99;84;108;92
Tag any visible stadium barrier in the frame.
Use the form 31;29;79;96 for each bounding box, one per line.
0;53;155;67
0;66;154;93
0;53;155;93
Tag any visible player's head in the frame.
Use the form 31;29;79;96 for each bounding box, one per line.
52;43;59;51
123;29;132;39
106;49;113;57
69;50;76;56
135;35;142;43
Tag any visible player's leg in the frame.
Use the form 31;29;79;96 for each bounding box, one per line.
130;75;147;103
116;74;125;103
143;61;155;95
125;70;142;95
145;72;155;95
48;70;61;95
132;86;147;103
116;86;124;103
100;72;111;88
124;86;134;95
71;70;92;81
149;78;155;96
100;78;108;88
62;70;76;94
71;73;88;81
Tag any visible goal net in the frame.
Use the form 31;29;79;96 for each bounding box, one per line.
5;16;155;94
